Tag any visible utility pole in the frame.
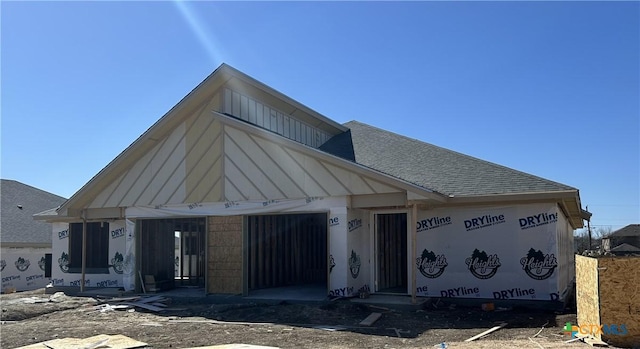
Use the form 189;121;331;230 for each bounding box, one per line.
586;205;592;251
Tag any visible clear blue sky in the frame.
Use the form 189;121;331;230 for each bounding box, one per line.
2;1;638;232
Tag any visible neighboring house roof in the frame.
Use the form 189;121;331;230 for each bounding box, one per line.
1;179;66;246
605;224;640;238
344;121;577;197
610;243;640;253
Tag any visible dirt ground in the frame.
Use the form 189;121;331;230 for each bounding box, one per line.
0;288;608;349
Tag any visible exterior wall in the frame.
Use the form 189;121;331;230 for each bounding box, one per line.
556;209;575;300
222;125;402;202
1;247;50;292
207;216;243;294
89;93;223;209
346;208;371;296
50;221;126;288
184;117;223;204
222;87;332;148
89;123;187;209
414;203;562;301
328;207;349;297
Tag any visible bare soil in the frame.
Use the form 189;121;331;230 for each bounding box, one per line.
0;289;601;349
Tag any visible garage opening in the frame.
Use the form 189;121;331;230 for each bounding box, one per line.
247;213;327;291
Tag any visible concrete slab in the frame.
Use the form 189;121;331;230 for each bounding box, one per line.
246;284;328;303
350;295;429;311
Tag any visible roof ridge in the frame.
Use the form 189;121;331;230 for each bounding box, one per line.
1;179;67;200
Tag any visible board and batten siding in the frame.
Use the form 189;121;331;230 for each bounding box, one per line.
222;125;401;202
223;88;331;148
87;88;403;209
89;94;225;209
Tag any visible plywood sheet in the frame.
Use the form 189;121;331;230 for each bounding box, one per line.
575;255;600;336
14;334;147;349
596;256;640;347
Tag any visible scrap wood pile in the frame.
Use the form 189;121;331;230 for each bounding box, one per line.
94;295;169;313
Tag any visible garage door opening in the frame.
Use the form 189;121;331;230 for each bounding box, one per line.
247;213;327;295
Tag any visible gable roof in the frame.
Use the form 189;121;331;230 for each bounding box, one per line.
45;63;585;228
56;64;348;215
344;121;577;197
606;224;640;238
1;179;66;246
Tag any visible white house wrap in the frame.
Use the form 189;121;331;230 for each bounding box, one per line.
414;203;569;301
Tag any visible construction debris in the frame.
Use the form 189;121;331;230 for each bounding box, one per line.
464;322;508;342
181;345;280;349
574;333;610;347
359;312;382;326
94;295;169;312
13;334;147;349
387;328;410;338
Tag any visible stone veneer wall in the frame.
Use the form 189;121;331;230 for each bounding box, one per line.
207;216;243;294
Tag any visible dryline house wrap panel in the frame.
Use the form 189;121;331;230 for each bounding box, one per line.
50;221;127;288
329;206;349;297
1;247;50;292
346;209;370;297
122;219;136;291
414;203;562;301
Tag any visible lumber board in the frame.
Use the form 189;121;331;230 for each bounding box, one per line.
359;312;382;326
576;333;609;347
136;295;167;303
97;296;141;304
464;323;508;342
121;302;165;312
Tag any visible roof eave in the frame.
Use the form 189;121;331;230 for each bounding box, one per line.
1;242;51;248
447;190;585;229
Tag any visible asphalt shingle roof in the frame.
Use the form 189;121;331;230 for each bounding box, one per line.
343;121;576;197
607;224;640;238
1;179;67;245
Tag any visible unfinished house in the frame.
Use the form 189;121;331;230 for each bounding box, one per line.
1;180;66;292
36;64;589;303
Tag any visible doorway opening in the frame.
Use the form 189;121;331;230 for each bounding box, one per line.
375;213;408;294
139;217;206;290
